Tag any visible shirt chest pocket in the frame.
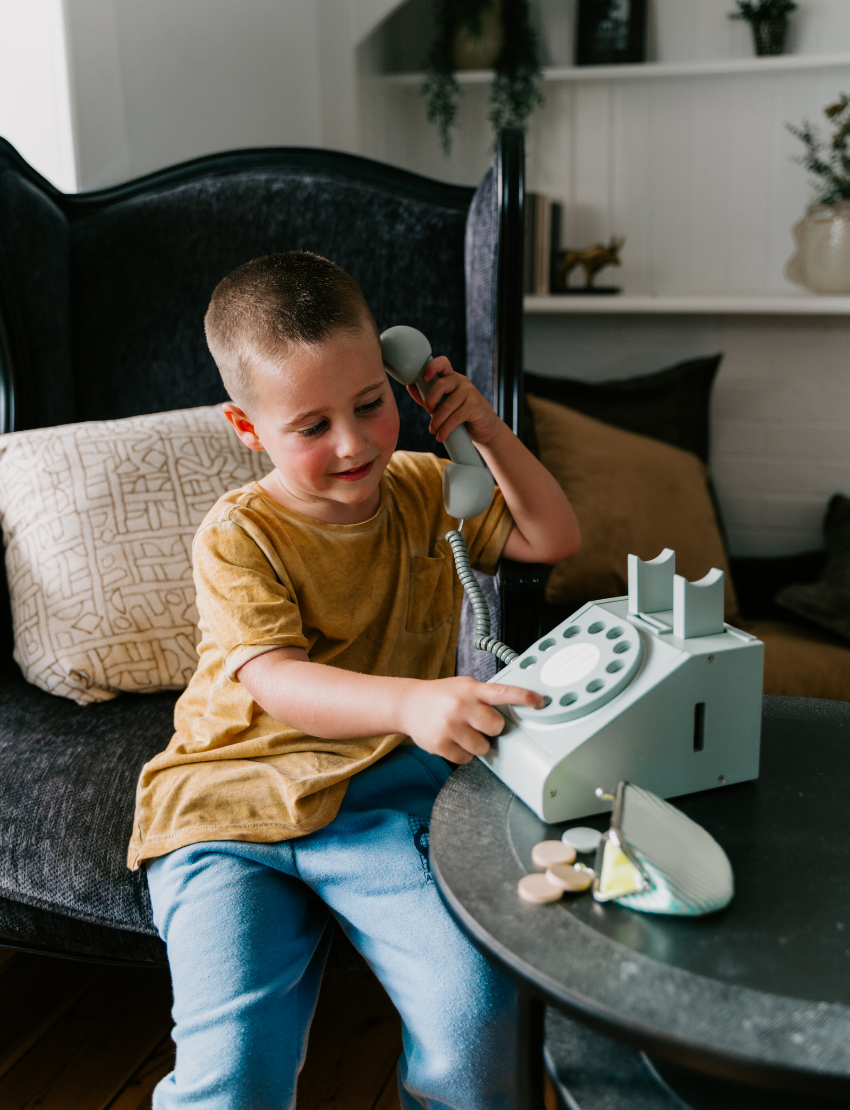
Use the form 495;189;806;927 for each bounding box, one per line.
406;552;455;633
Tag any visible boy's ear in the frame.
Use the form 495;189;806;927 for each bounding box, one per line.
222;403;264;452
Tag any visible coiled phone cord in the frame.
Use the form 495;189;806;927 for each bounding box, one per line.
446;527;518;665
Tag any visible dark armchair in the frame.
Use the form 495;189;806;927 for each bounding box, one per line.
0;130;544;964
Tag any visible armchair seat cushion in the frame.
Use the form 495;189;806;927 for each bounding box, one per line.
0;666;170;961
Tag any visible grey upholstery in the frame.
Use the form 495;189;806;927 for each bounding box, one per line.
0;140;511;963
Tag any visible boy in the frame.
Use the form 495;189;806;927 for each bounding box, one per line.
129;251;580;1109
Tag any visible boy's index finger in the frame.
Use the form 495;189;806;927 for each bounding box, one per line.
479;684;545;708
422;355;452;383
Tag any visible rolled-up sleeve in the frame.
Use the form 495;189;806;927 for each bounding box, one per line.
192;519;308;681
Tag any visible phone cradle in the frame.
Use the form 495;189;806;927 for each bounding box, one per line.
481;549;764;824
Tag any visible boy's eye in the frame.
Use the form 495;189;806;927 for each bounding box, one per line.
357;396;384;416
298;419;328;438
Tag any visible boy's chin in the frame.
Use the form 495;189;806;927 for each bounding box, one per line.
316;473;379;503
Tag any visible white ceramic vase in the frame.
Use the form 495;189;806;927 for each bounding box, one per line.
785;202;850;294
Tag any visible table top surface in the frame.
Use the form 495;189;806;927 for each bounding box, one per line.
429;695;850;1091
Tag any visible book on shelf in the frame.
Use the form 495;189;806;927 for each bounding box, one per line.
524;193;563;295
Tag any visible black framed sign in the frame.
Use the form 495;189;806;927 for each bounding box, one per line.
575;0;647;66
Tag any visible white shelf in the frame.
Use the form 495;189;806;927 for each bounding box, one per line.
380;52;850;86
524;294;850;316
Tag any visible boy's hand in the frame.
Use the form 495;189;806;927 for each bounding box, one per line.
408;357;502;448
401;676;545;764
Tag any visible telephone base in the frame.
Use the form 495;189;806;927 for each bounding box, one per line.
481;596;764;824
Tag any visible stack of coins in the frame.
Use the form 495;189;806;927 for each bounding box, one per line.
517;840;595;904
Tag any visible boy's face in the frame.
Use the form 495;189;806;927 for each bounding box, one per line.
223;326;400;524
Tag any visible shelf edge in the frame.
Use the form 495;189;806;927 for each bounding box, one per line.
524;295;850;316
378;52;850;87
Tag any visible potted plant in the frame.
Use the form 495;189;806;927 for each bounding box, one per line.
422;0;544;154
786;95;850;294
730;0;797;57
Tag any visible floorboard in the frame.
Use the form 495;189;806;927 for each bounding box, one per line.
105;1035;175;1110
0;952;102;1083
297;968;403;1110
0;963;172;1110
1;950;554;1108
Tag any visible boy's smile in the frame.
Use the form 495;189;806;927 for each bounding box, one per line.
222;326;399;525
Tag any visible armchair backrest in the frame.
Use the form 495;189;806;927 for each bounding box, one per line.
0;144;480;450
0;132;526;666
465;129;525;442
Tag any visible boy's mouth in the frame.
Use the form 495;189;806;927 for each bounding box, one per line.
332;460;375;482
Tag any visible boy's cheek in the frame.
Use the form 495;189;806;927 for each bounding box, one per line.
374;408;400;452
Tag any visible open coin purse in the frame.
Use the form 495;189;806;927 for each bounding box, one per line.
592;782;734;916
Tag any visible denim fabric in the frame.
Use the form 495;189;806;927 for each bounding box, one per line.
147;745;518;1110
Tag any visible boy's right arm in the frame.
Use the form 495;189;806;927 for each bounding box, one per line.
237;648;544;765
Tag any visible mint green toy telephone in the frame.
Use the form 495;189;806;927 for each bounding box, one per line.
380;325;763;859
380;325;517;664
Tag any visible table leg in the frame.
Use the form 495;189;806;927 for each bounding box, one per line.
517;991;546;1110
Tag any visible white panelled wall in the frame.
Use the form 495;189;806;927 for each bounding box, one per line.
0;0;403;191
2;0;849;556
363;0;850;557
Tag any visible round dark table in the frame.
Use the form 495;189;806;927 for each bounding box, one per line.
430;695;850;1107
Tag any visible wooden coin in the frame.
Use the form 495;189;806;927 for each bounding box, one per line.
518;873;563;904
531;840;577;870
545;862;593;893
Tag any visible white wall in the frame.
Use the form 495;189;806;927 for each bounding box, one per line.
0;1;76;191
65;0;327;188
1;0;404;192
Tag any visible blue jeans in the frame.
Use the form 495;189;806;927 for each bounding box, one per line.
146;746;518;1109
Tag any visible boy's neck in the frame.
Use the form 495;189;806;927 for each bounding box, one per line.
258;469;384;525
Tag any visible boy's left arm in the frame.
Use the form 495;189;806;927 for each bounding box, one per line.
409;359;580;565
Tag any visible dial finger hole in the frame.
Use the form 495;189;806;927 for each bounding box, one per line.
613;641;631;654
606;660;624;673
563;626;580;639
606;627;624;639
539;638;556;651
588;621;605;634
586;678;604;692
559;692;578;706
520;656;537;669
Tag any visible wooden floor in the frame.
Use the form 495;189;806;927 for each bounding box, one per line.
0;948;403;1110
0;947;558;1108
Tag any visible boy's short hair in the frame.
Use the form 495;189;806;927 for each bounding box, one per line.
205;251;378;408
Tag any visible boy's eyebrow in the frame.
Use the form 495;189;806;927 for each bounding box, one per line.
286;380;386;426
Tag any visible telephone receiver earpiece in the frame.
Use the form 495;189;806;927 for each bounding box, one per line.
380;325;495;520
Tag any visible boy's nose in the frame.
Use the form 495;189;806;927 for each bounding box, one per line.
334;422;370;458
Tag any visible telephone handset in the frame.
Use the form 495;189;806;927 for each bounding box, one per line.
379;326;495;521
380;325;517;664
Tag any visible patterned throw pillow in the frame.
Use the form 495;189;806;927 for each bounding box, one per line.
0;406;272;704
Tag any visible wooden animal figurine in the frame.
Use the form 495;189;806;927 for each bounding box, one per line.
559;236;626;290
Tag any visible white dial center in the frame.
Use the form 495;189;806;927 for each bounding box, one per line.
539;643;600;688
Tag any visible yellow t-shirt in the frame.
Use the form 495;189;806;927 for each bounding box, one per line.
127;450;512;869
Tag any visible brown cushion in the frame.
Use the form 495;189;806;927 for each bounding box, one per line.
740;619;850;701
528;394;738;618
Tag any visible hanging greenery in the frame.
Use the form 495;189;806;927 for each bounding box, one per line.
422;0;544;154
731;0;797;21
788;94;850;206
